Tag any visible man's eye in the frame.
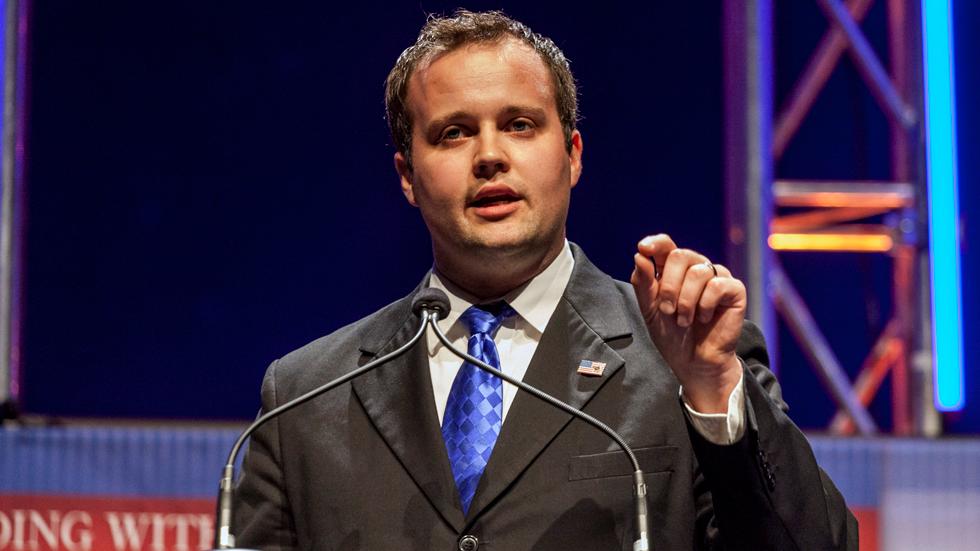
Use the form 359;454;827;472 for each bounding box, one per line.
510;119;534;132
440;127;463;141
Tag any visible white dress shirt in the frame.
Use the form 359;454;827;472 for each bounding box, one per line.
426;240;745;445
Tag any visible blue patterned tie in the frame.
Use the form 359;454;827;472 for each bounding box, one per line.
442;302;514;515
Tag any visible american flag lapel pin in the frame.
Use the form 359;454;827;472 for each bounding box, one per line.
577;359;606;377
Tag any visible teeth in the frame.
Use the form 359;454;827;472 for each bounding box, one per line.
476;198;511;207
474;195;514;206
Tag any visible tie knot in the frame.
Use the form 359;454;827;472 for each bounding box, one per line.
459;302;514;337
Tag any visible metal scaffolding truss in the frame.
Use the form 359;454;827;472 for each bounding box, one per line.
724;0;940;435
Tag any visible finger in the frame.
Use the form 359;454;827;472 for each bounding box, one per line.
631;253;660;310
656;248;707;316
637;234;677;277
675;262;716;327
697;276;747;323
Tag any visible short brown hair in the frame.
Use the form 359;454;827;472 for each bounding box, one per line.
385;10;578;168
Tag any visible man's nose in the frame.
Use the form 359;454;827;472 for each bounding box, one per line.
472;132;510;179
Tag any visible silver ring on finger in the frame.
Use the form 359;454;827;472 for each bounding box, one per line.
703;261;718;277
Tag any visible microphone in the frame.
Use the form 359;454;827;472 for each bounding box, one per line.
420;288;652;551
411;287;451;320
211;289;445;550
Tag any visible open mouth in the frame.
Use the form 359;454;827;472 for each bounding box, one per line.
469;185;521;209
470;195;519;208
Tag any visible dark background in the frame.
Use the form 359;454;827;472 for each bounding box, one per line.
21;2;980;432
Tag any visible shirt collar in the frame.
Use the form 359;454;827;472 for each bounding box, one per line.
428;240;575;335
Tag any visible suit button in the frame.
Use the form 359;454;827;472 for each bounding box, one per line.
458;534;479;551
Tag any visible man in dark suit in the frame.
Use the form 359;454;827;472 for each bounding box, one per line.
234;10;857;550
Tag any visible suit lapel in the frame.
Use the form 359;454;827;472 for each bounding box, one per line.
350;285;466;532
465;245;634;521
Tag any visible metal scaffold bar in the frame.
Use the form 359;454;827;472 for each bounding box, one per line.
723;0;778;370
774;0;874;159
817;0;918;128
0;0;27;416
771;266;878;434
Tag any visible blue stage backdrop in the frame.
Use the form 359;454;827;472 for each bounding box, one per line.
21;2;980;432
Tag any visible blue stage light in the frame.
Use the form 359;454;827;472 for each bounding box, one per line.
921;0;964;411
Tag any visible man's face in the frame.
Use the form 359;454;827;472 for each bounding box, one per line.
395;39;582;270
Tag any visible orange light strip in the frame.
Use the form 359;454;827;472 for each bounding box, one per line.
775;192;911;208
768;233;894;252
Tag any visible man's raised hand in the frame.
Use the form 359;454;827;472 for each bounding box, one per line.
630;234;746;413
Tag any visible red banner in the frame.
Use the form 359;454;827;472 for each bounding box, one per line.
0;495;213;551
1;493;880;551
853;507;878;551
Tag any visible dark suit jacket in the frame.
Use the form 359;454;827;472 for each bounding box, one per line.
234;245;857;550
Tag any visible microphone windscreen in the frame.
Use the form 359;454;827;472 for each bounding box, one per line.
412;288;451;320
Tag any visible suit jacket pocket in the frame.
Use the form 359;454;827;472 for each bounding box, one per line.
568;445;677;481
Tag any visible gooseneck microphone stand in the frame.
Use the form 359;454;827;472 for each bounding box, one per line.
211;288;651;551
418;289;652;551
212;306;438;550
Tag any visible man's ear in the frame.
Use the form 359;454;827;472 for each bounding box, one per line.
394;152;417;207
568;130;583;189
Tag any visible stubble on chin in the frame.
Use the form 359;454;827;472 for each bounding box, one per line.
453;223;565;274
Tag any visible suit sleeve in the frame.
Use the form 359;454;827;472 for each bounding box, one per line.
688;321;859;551
233;360;300;551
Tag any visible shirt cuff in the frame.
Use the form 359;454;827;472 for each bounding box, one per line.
679;372;746;445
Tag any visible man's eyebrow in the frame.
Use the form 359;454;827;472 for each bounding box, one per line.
500;105;548;120
425;111;470;135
